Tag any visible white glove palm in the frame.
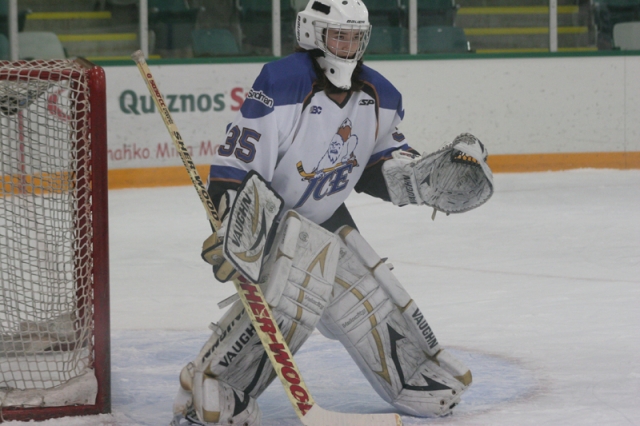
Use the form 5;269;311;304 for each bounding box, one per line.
382;133;494;216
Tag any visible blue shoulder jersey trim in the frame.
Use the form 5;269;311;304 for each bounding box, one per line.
208;165;248;184
359;65;404;120
241;53;316;120
366;144;410;167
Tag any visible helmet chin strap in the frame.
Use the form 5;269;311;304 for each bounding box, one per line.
316;55;358;90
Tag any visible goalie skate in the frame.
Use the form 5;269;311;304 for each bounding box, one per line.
170;403;203;426
171;363;261;426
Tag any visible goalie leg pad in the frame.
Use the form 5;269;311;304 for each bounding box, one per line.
339;226;472;386
318;226;471;417
187;211;340;403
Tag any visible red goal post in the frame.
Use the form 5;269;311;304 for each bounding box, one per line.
0;59;110;422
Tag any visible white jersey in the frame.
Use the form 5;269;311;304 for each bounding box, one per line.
209;52;409;225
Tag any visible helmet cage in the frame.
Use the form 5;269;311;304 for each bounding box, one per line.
313;21;371;63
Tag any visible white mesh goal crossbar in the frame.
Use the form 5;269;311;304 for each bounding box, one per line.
0;59;110;422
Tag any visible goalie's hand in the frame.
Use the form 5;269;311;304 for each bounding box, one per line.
201;191;240;283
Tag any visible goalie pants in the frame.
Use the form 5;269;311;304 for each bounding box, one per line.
185;214;470;421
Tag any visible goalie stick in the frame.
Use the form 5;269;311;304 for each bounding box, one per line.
131;51;402;426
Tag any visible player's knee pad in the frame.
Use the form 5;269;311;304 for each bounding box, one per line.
173;362;261;426
318;226;471;417
190;211;340;399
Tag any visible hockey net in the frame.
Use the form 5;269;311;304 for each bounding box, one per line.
0;59;109;421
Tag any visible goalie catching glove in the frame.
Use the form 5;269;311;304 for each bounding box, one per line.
382;133;494;215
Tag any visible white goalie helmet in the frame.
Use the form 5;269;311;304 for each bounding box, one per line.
297;0;371;90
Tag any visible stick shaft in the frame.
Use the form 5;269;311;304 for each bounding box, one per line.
130;51;317;419
131;51;220;229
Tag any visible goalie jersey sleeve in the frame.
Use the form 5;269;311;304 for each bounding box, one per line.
208;52;410;225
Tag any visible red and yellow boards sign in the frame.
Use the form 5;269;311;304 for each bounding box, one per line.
488;151;640;173
103;151;640;190
6;150;636;194
1;172;75;196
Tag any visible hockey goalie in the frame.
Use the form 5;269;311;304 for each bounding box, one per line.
170;1;493;424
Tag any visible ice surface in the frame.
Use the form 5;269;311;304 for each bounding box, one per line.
3;169;639;425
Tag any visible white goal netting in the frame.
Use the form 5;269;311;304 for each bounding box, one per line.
0;60;99;410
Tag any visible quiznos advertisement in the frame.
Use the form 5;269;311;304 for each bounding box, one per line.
106;62;264;170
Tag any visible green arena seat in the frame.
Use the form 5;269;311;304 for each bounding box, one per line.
191;29;240;57
367;26;408;54
418;26;471;53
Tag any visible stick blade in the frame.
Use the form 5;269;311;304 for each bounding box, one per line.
302;404;402;426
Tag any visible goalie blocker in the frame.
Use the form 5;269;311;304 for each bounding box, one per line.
382;133;494;217
201;171;284;283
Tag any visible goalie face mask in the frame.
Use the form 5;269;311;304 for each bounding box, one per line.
297;0;371;89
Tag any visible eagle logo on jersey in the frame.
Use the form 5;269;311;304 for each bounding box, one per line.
296;118;359;179
293;118;359;209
